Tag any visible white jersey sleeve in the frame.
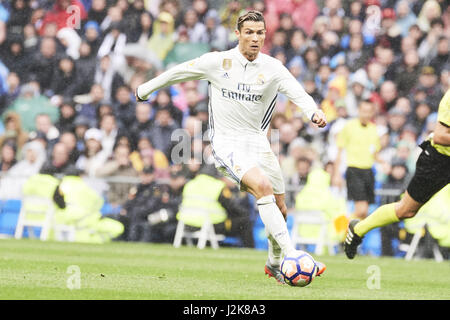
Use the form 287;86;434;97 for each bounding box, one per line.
136;52;216;100
275;62;318;121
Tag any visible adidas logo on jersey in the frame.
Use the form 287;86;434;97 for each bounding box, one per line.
222;72;229;79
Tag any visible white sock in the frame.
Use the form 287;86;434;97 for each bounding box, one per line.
257;195;295;256
266;229;282;267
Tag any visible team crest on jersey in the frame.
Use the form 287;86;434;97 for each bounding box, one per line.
257;74;265;85
222;59;232;70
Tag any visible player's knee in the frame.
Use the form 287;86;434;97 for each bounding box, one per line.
254;178;274;198
395;203;418;219
397;209;417;219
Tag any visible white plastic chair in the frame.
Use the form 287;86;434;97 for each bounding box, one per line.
14;196;55;241
399;223;444;262
290;210;337;255
173;197;225;249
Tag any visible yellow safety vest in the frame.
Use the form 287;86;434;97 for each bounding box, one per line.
176;174;227;227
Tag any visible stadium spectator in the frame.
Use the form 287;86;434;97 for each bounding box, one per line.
6;0;32;38
113;85;136;130
416;0;442;33
87;0;108;25
40;141;79;176
96;143;138;207
94;54;125;102
407;100;432;135
129;134;169;173
131;10;154;45
0;111;28;153
7;140;46;178
128;102;153;147
410;66;442;110
27;37;59;92
0;139;17;173
265;0;319;36
122;0;147;43
99;113;119;158
34;113;60;144
97;21;127;70
394;0;418;37
153;87;183;127
177;7;207;44
148;11;176;61
344;69;371;117
39;0;87;36
204;9;228;51
58;130;80;165
56;27;82;60
387;107;408;146
379;80;399;112
0;72;20;116
148;106;180;159
395;49;422;96
56;99;77;133
74;41;97;95
49;55;79;97
83;20;102;55
286;156;313;206
75;127;109;177
2;36;28;82
119;165;170;242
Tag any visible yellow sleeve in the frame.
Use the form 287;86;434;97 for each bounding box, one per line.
437;90;450;127
337;122;349;149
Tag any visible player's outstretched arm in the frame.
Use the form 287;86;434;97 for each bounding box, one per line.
276;62;325;126
136;54;214;101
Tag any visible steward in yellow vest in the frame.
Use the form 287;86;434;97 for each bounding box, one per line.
177;165;254;247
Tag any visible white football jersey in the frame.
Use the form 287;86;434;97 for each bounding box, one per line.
137;46;319;148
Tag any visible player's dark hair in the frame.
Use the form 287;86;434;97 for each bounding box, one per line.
237;10;265;31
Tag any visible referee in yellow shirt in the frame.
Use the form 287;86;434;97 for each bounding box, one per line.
333;100;382;220
344;89;450;259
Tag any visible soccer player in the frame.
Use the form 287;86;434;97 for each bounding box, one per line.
345;89;450;259
136;11;327;283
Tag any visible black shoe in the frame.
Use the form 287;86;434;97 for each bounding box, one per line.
344;219;363;259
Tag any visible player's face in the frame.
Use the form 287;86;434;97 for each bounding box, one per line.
235;21;266;61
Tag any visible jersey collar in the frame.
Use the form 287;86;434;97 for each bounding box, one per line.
233;46;262;67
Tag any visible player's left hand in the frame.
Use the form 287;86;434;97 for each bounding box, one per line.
135;88;146;102
311;110;327;128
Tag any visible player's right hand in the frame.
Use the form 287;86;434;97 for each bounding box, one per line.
311;110;327;128
135;88;146;102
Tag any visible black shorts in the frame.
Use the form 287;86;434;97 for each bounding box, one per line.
407;140;450;204
345;167;375;203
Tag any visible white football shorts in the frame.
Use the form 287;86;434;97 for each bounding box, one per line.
211;136;285;194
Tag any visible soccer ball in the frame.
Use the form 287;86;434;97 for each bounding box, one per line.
280;251;318;287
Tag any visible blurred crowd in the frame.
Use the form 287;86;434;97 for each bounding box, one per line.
0;0;448;252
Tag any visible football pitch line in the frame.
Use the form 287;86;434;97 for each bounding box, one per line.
0;239;448;300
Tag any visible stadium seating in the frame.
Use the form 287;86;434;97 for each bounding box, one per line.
290;210;338;256
14;195;55;240
173;196;226;249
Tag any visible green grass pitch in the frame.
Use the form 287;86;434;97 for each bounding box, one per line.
0;239;449;300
